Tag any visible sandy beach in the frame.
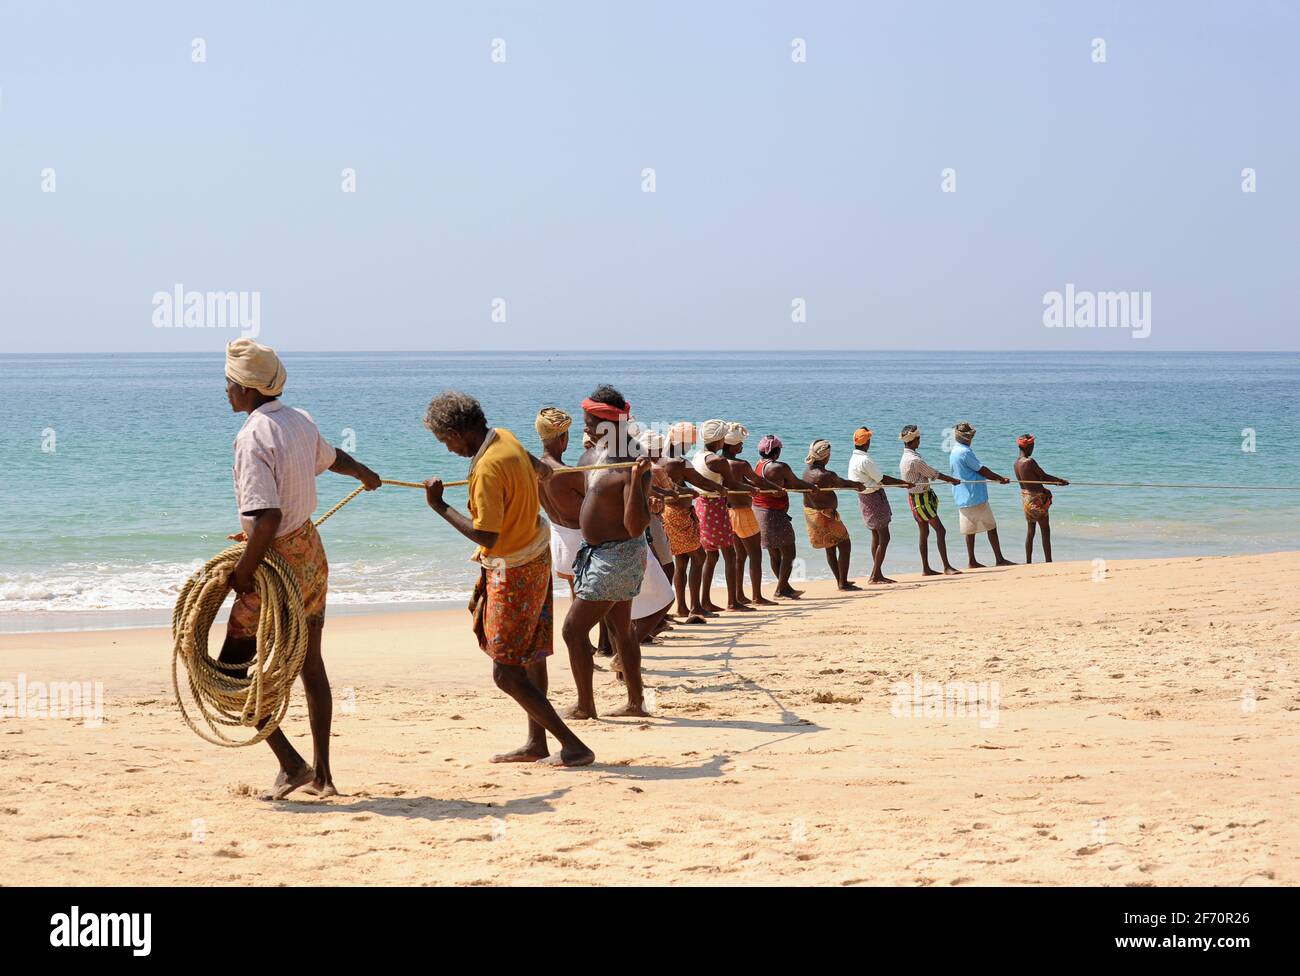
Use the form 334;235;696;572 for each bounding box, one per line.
1;552;1295;887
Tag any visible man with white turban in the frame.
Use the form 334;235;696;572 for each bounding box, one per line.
220;338;383;800
691;419;749;612
720;423;780;605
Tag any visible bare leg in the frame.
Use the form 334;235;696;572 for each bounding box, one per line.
1041;516;1052;563
965;532;984;569
917;521;938;575
298;620;337;795
604;601;648;717
722;546;750;610
837;540;859;590
775;543;802;597
988;528;1015;566
219;633;313;800
1024;520;1036;564
742;534;774;603
732;535;751;604
932;518;960;574
700;549;722;612
493;661;594;767
868;526;895;583
491;657;552;762
687;548;708;615
672;553;691;615
561;597;612;719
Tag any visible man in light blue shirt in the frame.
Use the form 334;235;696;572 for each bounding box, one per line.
948;421;1014;568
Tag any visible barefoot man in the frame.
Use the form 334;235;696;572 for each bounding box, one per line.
534;407;585;594
898;425;962;576
422;391;594;767
658;422;715;624
561;385;655;719
722;423;779;605
693;419;750;612
1013;433;1069;563
847;427;913;584
219;338;383;800
801;439;864;591
948;421;1015;569
753;434;817;599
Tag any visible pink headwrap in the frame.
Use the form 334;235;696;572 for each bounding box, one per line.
758;434;782;456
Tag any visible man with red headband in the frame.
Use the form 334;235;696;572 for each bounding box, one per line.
1013;434;1069;563
560;384;655;719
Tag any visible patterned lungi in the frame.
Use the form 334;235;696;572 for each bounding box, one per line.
694;496;734;552
857;490;893;530
661;503;701;556
1021;488;1053;523
755;508;796;550
573;535;647;603
803;507;850;550
228;519;328;639
729;506;760;540
469;550;553;666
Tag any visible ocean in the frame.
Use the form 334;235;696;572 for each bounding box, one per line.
2;351;1297;632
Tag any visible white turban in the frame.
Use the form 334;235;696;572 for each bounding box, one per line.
225;338;286;397
805;439;831;464
700;419;728;444
638;428;665;455
723;422;748;446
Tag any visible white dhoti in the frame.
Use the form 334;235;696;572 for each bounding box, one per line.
550;523;584;578
631;547;674;621
957;500;997;535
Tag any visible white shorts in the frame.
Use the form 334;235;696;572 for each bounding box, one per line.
550;523;584;578
631;548;674;621
958;500;997;535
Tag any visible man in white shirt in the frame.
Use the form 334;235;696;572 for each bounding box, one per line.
220;338;382;801
898;424;963;576
846;427;912;583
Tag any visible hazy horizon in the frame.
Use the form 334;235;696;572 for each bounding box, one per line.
2;1;1296;354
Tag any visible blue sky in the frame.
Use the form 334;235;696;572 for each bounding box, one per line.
1;0;1296;352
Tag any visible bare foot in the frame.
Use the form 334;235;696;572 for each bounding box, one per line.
606;701;651;718
776;587;803;599
563;702;597;720
995;558;1016;566
754;596;779;606
260;764;314;801
536;745;595;767
921;568;941;577
968;561;986;569
735;593;752;606
302;780;339;797
839;581;862;591
868;576;897;585
681;614;707;625
491;744;549;763
727;602;756;612
700;602;723;614
943;567;962;575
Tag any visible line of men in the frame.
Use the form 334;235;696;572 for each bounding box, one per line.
217;339;1067;795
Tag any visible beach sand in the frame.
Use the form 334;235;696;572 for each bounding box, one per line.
1;552;1296;886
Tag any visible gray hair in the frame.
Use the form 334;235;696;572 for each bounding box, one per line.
423;391;486;437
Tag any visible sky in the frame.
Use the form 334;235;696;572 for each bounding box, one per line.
1;0;1296;353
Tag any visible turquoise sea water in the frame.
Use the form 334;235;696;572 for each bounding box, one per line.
1;351;1297;630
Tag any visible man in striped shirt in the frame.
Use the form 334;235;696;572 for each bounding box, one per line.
898;425;962;576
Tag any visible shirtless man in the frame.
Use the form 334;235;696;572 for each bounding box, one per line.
721;423;779;606
658;422;722;623
1013;434;1068;563
693;419;753;612
753;434;817;599
534;407;585;594
560;385;654;719
801;439;865;591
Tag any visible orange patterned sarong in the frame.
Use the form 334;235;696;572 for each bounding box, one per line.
227;519;328;639
803;507;849;550
470;550;554;666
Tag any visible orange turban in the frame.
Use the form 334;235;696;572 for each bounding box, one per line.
853;427;872;447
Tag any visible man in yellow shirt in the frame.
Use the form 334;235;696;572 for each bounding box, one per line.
422;391;594;767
